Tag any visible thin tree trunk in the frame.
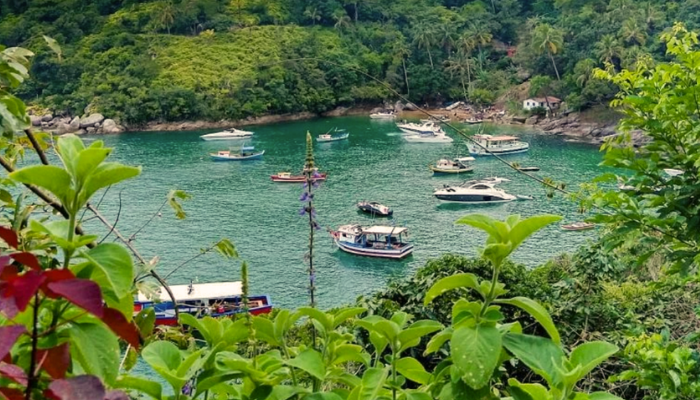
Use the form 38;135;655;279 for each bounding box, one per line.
427;47;433;68
354;2;358;22
549;51;561;81
461;77;468;103
467;63;472;96
402;57;410;97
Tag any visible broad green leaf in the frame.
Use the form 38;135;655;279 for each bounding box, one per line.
179;313;207;340
481;243;513;267
274;310;292;343
395;357;431;384
425;327;453;355
176;349;204;378
588;393;623;400
508;215;562;251
374;320;400;342
348;367;389;400
508;379;550;400
74;147;112;186
332;307;366;328
214;238;238;258
398;320;443;352
503;334;565;386
496;297;561;345
451;324;502;389
82;162;141;203
252;317;280;346
82;243;134;298
55;134;85;175
142;341;186;393
569;342;619;381
264;386;310;400
424;273;480;305
286;348;325;380
195;373;243;397
369;331;388;358
223;318;251;344
200;316;225;345
135;307;156;338
114;375;162;399
306;393;344;400
400;391;432;400
10;165;73;206
215;351;252;373
332;344;370;366
390;311;410;328
455;214;502;241
43;35;63;61
298;307;333;331
69;322;120;385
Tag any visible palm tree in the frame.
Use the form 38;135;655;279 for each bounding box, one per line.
156;0;176;34
392;41;411;96
620;18;647;46
413;23;437;68
470;23;493;55
531;23;564;81
639;2;664;30
303;6;321;26
437;23;457;54
458;31;477;54
573;58;597;88
332;9;351;32
594;34;623;64
621;46;653;71
444;50;476;102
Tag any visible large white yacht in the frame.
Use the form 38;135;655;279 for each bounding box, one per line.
397;120;442;135
433;180;516;204
200;128;254;141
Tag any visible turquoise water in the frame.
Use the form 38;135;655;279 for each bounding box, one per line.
82;117;602;310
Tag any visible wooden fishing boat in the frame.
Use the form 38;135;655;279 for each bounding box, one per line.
517;166;540;172
271;171;327;183
330;225;413;259
133;281;272;326
429;157;475;174
210;146;264;161
357;201;393;216
468;134;529;156
562;222;595;231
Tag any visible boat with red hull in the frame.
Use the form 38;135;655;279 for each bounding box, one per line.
134;281;272;326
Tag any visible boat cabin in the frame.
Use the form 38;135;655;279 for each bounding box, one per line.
473;134;520;147
337;225;409;250
216;150;231;157
318;134;331;140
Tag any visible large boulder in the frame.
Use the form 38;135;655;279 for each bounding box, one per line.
393;101;404;113
86;127;96;134
404;102;418;111
69;116;80;131
41;114;53;122
79;113;105;128
76;129;87;135
30;115;42;126
525;115;540;125
56;123;72;135
101;119;124;134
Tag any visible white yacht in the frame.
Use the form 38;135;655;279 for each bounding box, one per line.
404;132;453;143
200;128;254;141
468;134;529;156
370;111;396;119
433;180;516;204
397;120;442;135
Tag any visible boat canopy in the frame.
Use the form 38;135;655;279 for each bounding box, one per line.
241;146;255;151
137;281;243;302
363;226;408;235
474;135;518;142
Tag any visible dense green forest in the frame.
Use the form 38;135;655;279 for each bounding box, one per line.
0;0;696;124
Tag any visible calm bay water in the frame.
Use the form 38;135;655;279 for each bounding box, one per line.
81;116;602;310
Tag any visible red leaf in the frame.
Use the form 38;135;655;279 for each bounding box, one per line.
0;227;18;249
104;390;129;400
9;252;41;271
42;269;75;283
0;326;25;361
0;363;27;386
102;307;140;349
0;264;17;281
0;388;24;400
45;376;106;400
0;256;10;269
6;270;44;315
46;279;103;318
37;343;70;379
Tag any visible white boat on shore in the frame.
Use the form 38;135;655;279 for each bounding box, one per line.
370;111;396;119
468;134;529;156
200;128;254;141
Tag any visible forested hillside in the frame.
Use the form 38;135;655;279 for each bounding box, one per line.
0;0;694;125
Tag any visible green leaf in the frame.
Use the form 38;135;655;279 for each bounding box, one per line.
306;393;344;400
508;379;551;400
265;386;310;400
503;334;565;386
55;134;85;176
200;316;225;346
332;307;366;328
74;147;112;187
214;238;238;258
252;317;280;346
348;367;389;400
142;341;186;393
135;307;156;339
332;344;370;366
390;311;410;328
10;165;73;206
395;357;431;384
114;375;162;399
508;215;562;251
425;327;453;355
455;214;503;241
569;342;619;382
588;393;623;400
298;307;333;331
42;35;63;61
82;162;141;203
496;297;561;345
168;189;191;219
69;322;120;385
286;348;325;380
398;320;443;352
223;318;250;345
374;320;400;342
82;243;134;299
451;324;502;389
424;273;480;305
400;391;432;400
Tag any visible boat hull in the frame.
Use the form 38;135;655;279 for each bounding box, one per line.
434;193;515;204
468;145;529;156
135;294;273;326
335;240;413;259
562;224;595;231
210;151;264;161
271;174;327;183
429;166;474;174
201;135;252;141
357;205;393;216
317;134;349;142
405;135;453;143
518;167;540;172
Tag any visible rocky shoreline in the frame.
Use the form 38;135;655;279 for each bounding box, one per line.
30;112;125;135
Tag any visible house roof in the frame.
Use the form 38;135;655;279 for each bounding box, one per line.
528;97;561;103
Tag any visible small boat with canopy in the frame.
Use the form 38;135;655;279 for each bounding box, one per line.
133;281;272;326
429;157;475;174
330;225;413;259
210;145;264;161
468;134;529;156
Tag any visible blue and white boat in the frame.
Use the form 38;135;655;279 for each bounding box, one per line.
330;225;413;259
210;146;264;161
468;134;529;156
133;281;273;326
317;128;349;142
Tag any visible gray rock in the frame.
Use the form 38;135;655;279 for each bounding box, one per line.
525;116;539;125
60;117;71;124
86;127;96;134
511;116;526;124
79;113;105;128
322;107;349;117
41;114;53;122
30;115;42;126
76;129;87;135
370;107;383;114
56;123;72;135
404;102;418;111
69;116;80;131
394;101;404;112
101;119;123;134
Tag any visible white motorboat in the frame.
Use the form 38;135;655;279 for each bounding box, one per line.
200;128;254;141
397;121;442;135
461;177;510;185
468;134;529;156
370;111;396;119
404;132;453;143
434;180;516;204
210;146;264;161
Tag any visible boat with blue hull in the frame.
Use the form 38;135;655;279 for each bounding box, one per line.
331;225;413;259
468;134;529;156
134;281;272;326
210;146;264;161
317;128;350;142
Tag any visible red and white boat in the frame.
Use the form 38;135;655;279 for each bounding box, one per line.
330;225;414;259
133;281;272;326
271;171;327;183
